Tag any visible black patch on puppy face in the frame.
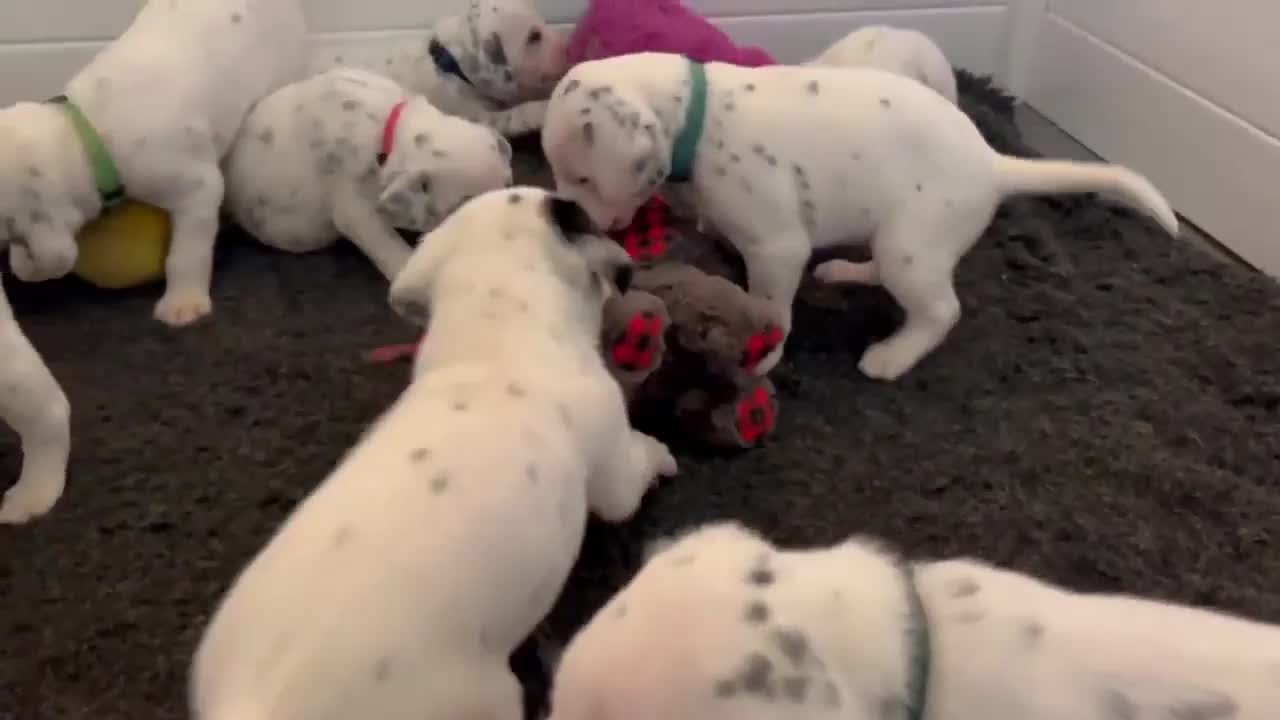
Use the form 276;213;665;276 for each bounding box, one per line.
483;32;508;67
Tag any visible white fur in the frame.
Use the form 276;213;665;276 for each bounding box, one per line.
809;25;958;105
224;68;514;281
310;0;570;137
548;521;1280;720
190;187;677;720
541;53;1179;381
0;0;308;326
0;278;71;524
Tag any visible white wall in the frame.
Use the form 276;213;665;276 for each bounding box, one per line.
0;1;1013;105
1023;0;1280;276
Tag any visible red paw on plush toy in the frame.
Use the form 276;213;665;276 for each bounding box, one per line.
613;196;671;262
611;310;665;372
735;385;777;445
740;324;784;372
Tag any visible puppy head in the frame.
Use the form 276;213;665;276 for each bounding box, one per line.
469;0;571;104
377;97;514;231
542;71;669;232
0;103;88;254
388;186;634;328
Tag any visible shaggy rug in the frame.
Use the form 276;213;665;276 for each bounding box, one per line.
1;72;1278;719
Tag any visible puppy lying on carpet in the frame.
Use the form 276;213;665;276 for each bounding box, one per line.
546;521;1280;720
225;68;514;281
0;0;308;523
541;53;1179;381
190;188;677;720
312;0;569;137
810;25;957;105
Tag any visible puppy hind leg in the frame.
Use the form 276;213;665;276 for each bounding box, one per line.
857;215;969;382
0;284;71;524
154;163;224;327
740;236;810;375
331;184;413;282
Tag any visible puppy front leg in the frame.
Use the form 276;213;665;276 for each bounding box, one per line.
586;392;678;523
0;281;71;524
154;164;223;327
331;184;412;282
478;100;548;137
739;235;811;375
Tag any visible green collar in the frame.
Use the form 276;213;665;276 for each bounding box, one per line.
667;59;707;183
47;94;126;209
903;566;932;720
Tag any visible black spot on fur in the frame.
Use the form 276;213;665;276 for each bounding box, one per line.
747;567;774;586
331;526;353;548
807;80;820;94
409;448;430;463
430;474;449;493
724;102;736;112
483;32;508;67
745;83;756;92
1100;688;1138;720
916;183;923;192
773;628;810;665
744;601;769;623
230;12;241;23
951;577;980;597
1023;621;1043;647
739;653;774;697
880;98;892;108
581;121;595;146
505;382;524;397
373;657;392;682
526;464;538;484
902;255;915;266
452;399;469;412
781;675;809;702
729;152;741;163
508;192;522;204
714;679;737;698
341;99;359;112
24;166;40;179
414;133;429;147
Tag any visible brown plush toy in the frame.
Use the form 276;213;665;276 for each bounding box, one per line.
598;196;783;450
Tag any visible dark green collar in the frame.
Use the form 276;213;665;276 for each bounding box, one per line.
903;565;932;720
47;94;126;209
667;59;707;183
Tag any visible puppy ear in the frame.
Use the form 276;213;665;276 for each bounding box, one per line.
546;195;598;239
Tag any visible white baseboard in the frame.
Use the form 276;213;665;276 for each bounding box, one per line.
0;5;1006;106
1024;14;1280;277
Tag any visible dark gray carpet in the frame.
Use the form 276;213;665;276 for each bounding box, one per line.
2;73;1278;720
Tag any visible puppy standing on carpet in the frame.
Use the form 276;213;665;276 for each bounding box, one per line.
541;53;1180;381
0;0;307;523
224;68;514;281
313;0;570;136
190;188;678;720
546;521;1280;720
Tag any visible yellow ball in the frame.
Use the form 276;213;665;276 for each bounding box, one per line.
73;200;171;289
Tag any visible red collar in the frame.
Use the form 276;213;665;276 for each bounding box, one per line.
376;100;408;166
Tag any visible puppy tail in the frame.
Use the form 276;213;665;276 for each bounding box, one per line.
992;155;1179;236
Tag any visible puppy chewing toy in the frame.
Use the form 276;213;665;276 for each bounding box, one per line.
72;200;171;289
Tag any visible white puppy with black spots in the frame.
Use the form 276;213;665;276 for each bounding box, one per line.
810;25;957;105
0;0;306;524
547;521;1280;720
313;0;569;137
190;187;678;720
0;0;308;325
225;68;514;281
541;53;1179;380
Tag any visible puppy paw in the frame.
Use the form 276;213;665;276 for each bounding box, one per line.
154;288;213;327
733;384;778;447
858;340;914;381
610;311;665;373
0;472;65;525
10;245;74;283
813;258;879;286
739;324;785;373
638;432;678;479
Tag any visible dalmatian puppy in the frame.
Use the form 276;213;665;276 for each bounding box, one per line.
547;520;1280;720
224;68;514;281
312;0;570;137
0;0;308;326
809;25;957;105
541;53;1179;380
0;281;70;524
190;187;677;720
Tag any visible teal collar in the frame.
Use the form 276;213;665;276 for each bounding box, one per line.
903;566;932;720
47;94;126;209
667;59;707;183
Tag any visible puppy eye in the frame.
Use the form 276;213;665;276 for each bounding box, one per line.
575;176;591;186
420;179;432;194
527;29;543;45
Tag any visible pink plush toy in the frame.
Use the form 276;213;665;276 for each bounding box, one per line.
567;0;776;66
